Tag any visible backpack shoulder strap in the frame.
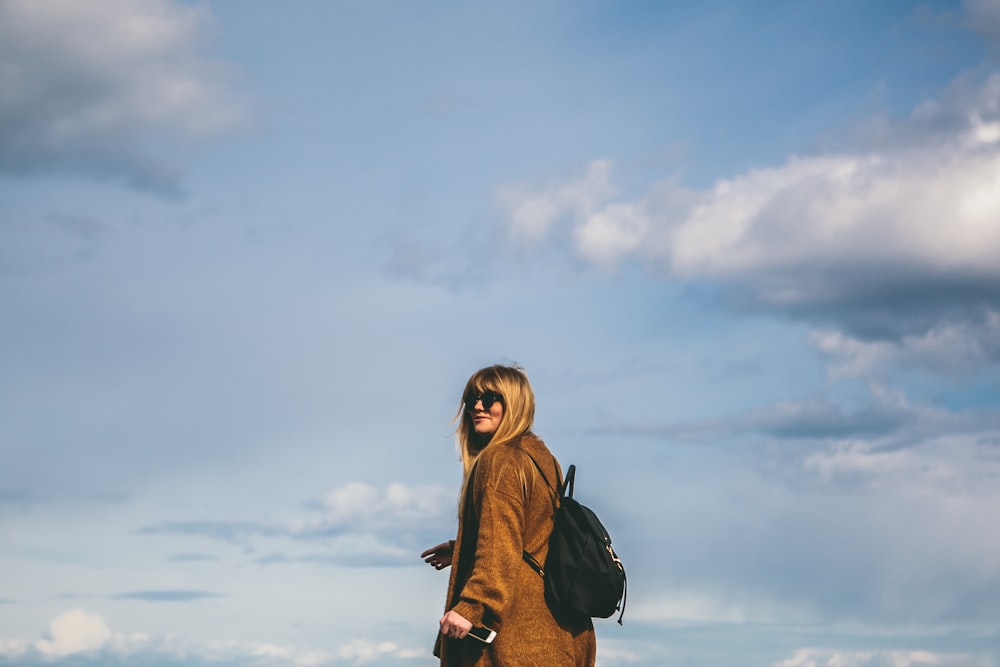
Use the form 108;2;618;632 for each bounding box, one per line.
520;449;562;505
520;448;565;577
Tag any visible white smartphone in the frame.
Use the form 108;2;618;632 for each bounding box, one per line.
467;626;497;644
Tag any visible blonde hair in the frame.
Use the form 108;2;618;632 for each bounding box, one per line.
455;364;536;478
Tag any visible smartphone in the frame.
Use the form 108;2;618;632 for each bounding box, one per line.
467;626;497;644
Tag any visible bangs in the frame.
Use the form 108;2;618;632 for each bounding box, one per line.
463;371;501;400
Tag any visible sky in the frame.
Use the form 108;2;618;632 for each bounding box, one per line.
1;1;1000;666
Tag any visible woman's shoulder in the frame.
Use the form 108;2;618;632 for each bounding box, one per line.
471;436;539;495
517;432;552;457
476;434;552;474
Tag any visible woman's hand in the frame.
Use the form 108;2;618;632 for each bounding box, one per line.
439;609;473;639
420;541;454;570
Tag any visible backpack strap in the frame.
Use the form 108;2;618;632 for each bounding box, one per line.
520;450;563;577
520;449;561;505
561;464;575;500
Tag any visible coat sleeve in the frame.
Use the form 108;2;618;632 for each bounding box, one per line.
450;451;527;630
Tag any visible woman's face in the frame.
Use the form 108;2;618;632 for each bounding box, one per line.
469;393;504;436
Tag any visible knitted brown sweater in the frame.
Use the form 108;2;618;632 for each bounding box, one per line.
435;433;596;666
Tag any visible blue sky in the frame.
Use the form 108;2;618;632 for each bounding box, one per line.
2;1;1000;666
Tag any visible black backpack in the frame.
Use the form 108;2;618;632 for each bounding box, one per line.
522;454;627;625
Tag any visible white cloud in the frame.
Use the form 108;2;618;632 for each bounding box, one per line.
774;648;985;667
496;72;1000;376
499;104;1000;293
800;440;912;480
0;639;28;659
626;588;817;626
336;639;410;663
0;0;246;188
591;638;646;665
312;481;453;531
0;610;425;666
574;201;652;269
34;609;111;657
496;160;618;243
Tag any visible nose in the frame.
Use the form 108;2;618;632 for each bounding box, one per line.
472;399;485;411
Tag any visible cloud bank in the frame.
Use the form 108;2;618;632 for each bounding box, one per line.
775;648;984;667
0;609;424;667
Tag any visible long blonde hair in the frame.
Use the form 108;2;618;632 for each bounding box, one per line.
455;364;536;478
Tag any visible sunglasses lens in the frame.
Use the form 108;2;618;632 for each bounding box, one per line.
466;391;501;412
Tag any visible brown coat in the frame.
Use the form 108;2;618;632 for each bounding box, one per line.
435;434;597;666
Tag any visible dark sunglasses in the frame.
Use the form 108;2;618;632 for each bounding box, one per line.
465;390;503;412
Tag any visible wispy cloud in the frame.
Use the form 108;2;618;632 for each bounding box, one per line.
111;590;222;602
597;385;1000;452
165;553;219;563
138;481;454;567
139;520;288;544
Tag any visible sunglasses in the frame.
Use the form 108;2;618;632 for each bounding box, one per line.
465;390;503;412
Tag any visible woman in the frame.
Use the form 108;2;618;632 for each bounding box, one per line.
421;364;597;666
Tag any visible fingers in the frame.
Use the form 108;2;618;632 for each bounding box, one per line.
439;611;471;639
420;542;454;569
425;557;449;570
420;541;451;559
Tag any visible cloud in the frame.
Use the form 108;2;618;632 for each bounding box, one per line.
139;520;287;544
142;482;453;538
747;398;911;440
34;609;111;657
111;590;222;602
0;0;247;192
0;609;425;667
610;386;1000;632
496;72;1000;376
165;553;219;563
252;549;414;569
774;648;985;667
139;481;454;566
306;481;454;533
810;311;1000;377
963;0;1000;46
495;159;619;245
598;384;1000;455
